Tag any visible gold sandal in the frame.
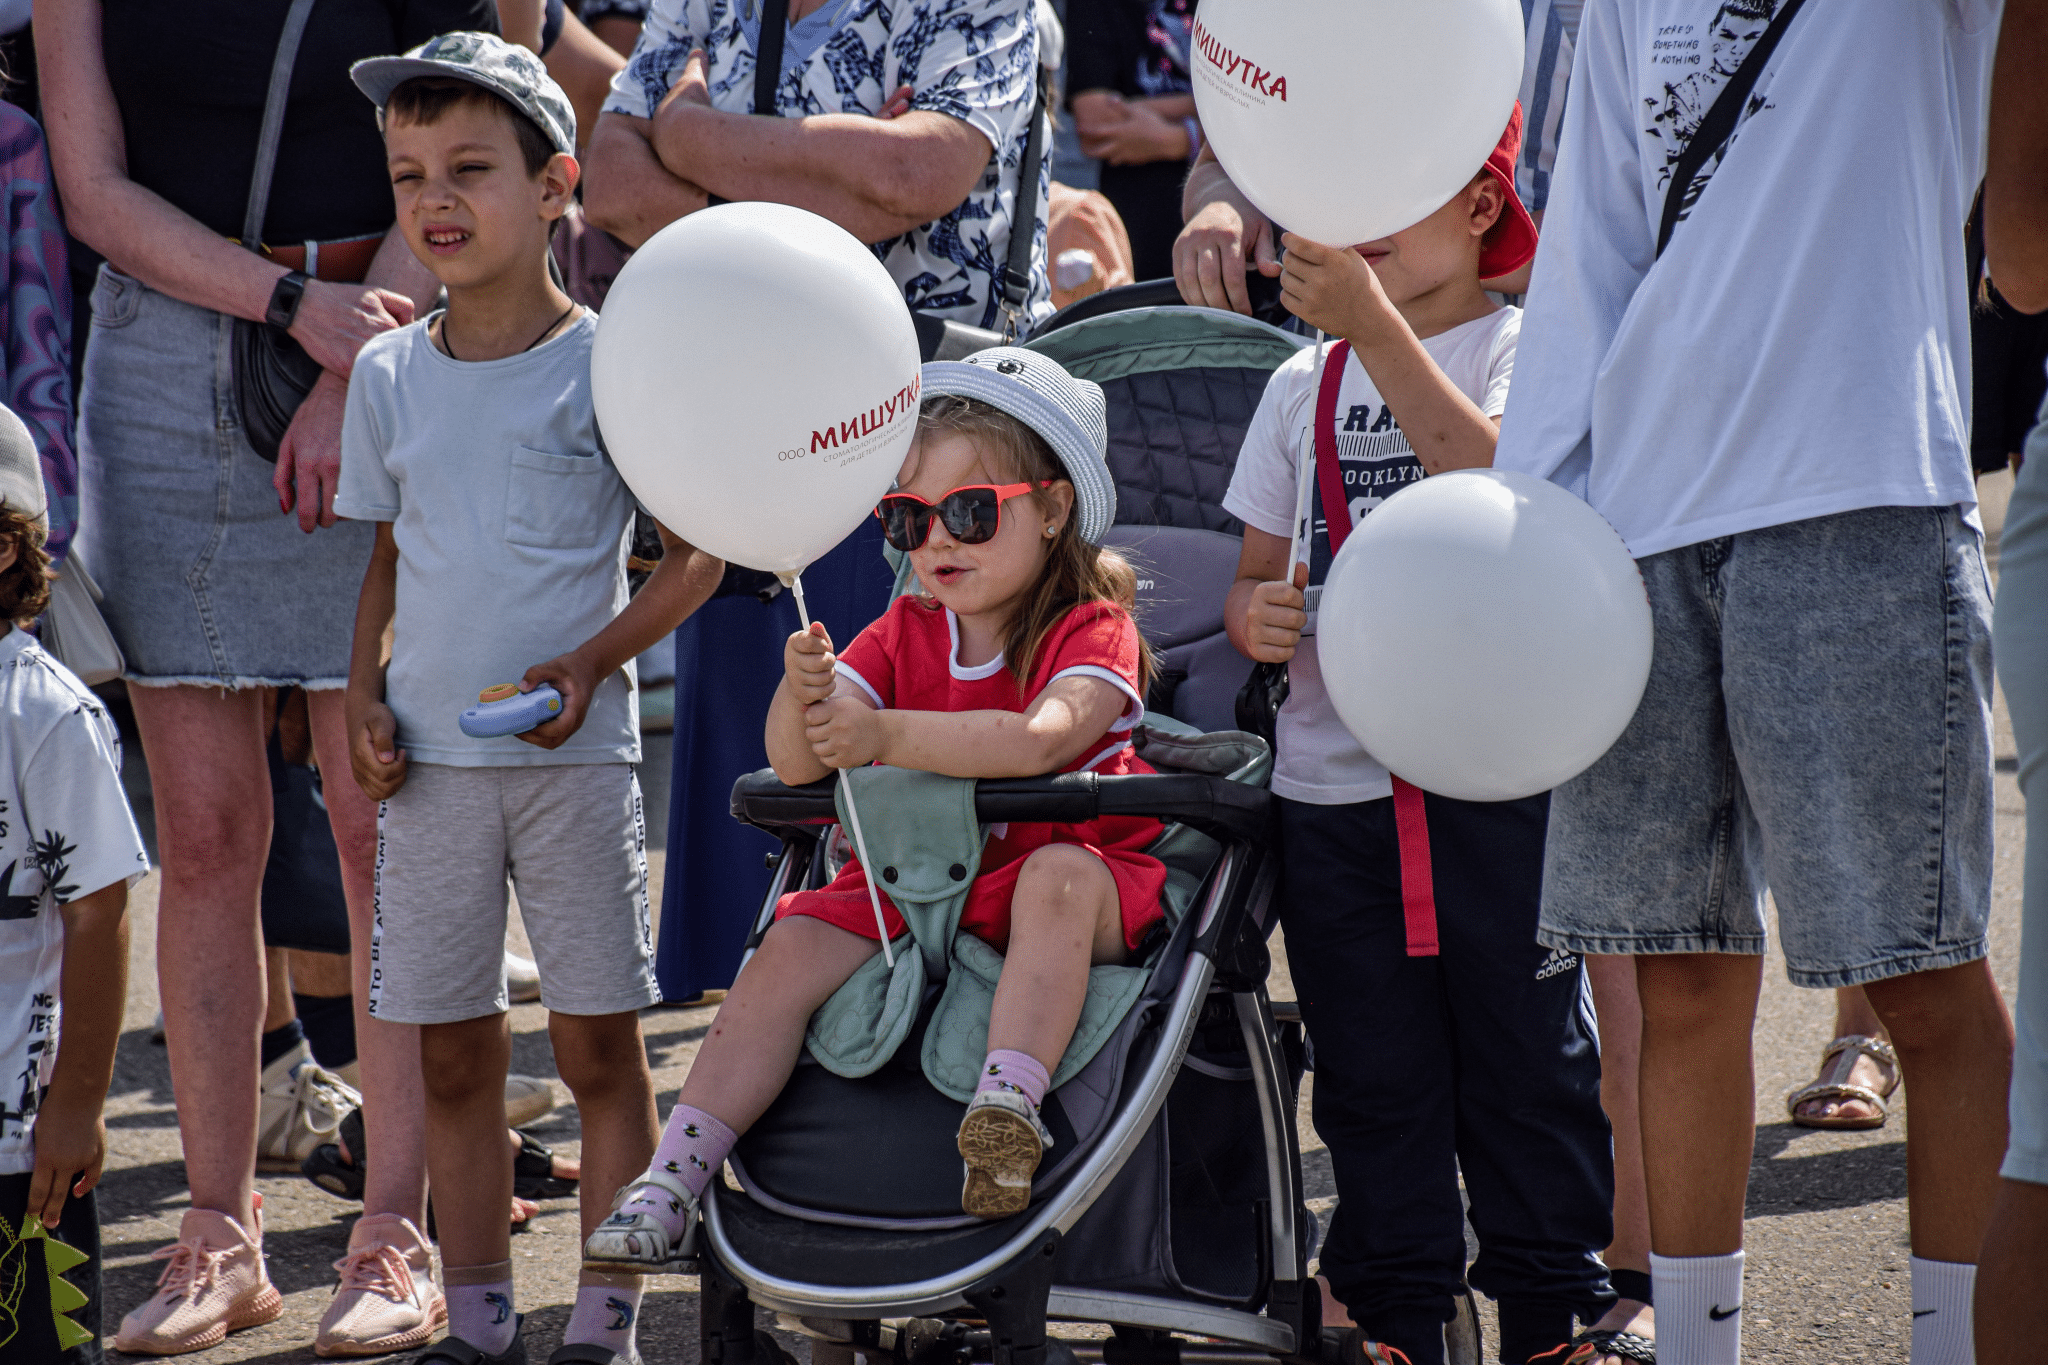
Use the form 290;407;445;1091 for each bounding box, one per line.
1786;1033;1898;1130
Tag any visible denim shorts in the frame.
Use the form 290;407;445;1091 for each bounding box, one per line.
1537;504;1994;989
73;265;372;688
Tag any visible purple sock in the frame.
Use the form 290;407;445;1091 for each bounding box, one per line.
976;1050;1050;1109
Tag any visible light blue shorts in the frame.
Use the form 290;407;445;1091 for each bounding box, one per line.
1996;411;2048;1186
1538;504;1995;989
74;265;372;688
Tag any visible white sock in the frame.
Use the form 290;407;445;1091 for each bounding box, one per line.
564;1274;643;1360
444;1262;518;1357
1651;1250;1745;1365
1910;1256;1976;1364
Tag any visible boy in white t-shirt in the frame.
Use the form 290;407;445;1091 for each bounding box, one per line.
1221;110;1618;1365
0;406;147;1365
334;35;722;1365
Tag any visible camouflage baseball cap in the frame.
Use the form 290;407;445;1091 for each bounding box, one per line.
352;31;575;157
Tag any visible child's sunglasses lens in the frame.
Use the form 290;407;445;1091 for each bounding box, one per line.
938;488;1003;544
877;497;931;552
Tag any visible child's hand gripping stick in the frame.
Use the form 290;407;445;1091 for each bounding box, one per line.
459;682;564;738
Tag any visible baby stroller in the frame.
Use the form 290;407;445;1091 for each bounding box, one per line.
694;302;1481;1365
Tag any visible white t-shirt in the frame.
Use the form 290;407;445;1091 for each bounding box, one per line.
335;313;641;767
1223;309;1520;805
0;629;148;1174
1495;0;1999;558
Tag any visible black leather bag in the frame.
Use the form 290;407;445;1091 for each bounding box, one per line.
233;0;323;463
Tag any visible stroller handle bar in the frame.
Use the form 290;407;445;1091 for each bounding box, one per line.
730;769;1272;846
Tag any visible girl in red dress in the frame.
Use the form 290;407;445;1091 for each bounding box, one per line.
588;350;1162;1268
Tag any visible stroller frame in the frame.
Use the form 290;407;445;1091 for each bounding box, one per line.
690;767;1329;1365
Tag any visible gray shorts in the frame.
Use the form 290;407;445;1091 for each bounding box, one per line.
368;761;661;1024
1538;504;1994;989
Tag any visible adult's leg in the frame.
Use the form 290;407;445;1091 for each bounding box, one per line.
307;687;428;1226
985;843;1125;1064
1979;415;2048;1361
1863;960;2012;1261
1634;954;1764;1256
128;684;272;1231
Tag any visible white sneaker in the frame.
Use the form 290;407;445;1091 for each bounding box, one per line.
507;951;542;1004
259;1040;360;1172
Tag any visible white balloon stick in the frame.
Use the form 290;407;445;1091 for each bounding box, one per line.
778;571;812;632
1285;330;1329;580
838;776;896;969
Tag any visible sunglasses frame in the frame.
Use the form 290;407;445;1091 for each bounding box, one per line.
875;480;1052;552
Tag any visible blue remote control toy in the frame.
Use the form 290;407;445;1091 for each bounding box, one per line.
459;683;563;738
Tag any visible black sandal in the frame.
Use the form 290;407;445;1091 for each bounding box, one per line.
301;1106;368;1201
416;1317;526;1365
1538;1328;1654;1364
513;1129;579;1200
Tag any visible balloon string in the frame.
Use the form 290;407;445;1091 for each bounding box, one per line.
839;775;896;968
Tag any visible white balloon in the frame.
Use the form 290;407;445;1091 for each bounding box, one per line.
591;203;921;575
1191;0;1524;247
1316;470;1653;803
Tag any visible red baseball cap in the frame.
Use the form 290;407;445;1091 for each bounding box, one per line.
1478;102;1538;281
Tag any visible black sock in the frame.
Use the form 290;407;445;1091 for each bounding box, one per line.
1496;1299;1577;1364
260;1018;305;1070
294;992;358;1070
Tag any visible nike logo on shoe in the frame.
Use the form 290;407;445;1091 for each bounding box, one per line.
1709;1304;1740;1321
1913;1309;1937;1318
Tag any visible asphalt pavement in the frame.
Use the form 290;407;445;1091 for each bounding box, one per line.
91;472;2027;1365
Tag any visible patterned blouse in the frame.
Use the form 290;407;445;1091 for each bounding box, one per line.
0;105;74;565
604;0;1052;331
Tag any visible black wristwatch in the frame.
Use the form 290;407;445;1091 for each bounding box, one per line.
265;270;311;330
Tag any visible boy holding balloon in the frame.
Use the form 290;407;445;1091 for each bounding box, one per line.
1220;109;1620;1365
334;35;725;1365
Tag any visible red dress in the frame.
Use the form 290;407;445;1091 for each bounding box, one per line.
775;597;1169;952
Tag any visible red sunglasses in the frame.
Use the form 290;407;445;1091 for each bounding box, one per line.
875;481;1051;552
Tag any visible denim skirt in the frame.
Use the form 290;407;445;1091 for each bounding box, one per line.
74;265;372;688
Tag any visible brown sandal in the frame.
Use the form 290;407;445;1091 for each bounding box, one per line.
1787;1033;1898;1130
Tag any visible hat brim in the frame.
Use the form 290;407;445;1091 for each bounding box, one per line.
348;56;576;156
1479;167;1539;283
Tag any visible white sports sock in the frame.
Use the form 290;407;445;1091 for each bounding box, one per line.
1651;1250;1745;1365
564;1274;643;1360
444;1262;517;1357
1910;1256;1976;1364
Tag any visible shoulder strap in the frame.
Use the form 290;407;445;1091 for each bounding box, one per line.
1311;339;1354;552
1655;0;1810;260
753;0;791;115
999;65;1051;325
241;0;320;251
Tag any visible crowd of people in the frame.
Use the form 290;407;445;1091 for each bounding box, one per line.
0;1;2045;1364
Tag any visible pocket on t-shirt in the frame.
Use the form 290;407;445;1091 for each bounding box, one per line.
505;446;613;549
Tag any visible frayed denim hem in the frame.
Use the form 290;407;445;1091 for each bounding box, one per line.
1783;938;1991;990
1536;925;1767;958
124;673;347;691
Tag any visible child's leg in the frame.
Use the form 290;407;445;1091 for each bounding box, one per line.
551;1010;660;1356
420;1012;517;1354
959;844;1124;1219
597;914;882;1253
986;843;1127;1062
1433;792;1616;1364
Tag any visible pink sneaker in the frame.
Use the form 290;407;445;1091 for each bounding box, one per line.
314;1213;445;1357
113;1203;282;1355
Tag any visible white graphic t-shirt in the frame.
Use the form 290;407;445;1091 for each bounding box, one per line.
605;0;1052;331
0;628;148;1174
1496;0;2000;558
1224;309;1520;805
